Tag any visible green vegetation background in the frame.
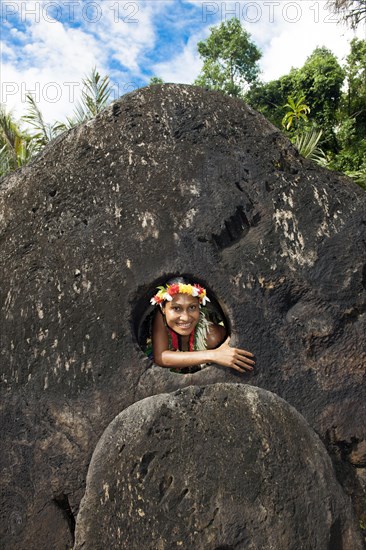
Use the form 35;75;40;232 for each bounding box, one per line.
1;12;365;190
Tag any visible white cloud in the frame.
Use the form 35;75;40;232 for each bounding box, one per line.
1;19;106;122
245;1;366;81
1;0;365;127
0;1;162;122
149;1;365;88
86;1;158;74
152;32;204;83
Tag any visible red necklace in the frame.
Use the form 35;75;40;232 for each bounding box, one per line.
168;327;195;351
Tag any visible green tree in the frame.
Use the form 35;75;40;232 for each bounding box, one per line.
246;47;344;147
343;38;366;137
246;42;365;189
194;18;261;96
22;68;113;147
327;38;366;188
149;76;164;85
294;47;345;148
22;68;114;157
245;72;295;127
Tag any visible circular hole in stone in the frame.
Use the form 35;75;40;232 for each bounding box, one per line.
132;274;230;365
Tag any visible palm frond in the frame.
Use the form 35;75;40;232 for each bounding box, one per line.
0;144;11;176
82;67;112;115
0;104;36;175
23;95;49;143
0;105;20;159
292;128;328;165
22;95;61;145
282;94;310;130
61;67;114;128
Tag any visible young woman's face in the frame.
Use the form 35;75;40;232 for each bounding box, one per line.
163;294;200;336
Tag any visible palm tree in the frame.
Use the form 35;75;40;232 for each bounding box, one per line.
0;105;35;177
1;68;115;178
22;68;114;140
57;67;113;130
22;94;62;146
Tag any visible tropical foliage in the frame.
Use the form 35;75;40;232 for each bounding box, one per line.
196;20;364;189
1;31;365;191
292;128;328;165
282;95;310;130
0;68;114;178
247;47;345;147
56;68;113;130
194;18;261;96
23;94;61;145
281;96;328;165
149;76;164;85
246;39;365;189
0;105;35;177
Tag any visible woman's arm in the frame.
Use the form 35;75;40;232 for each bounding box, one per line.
152;312;255;373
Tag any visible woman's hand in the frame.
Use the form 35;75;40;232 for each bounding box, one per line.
212;336;255;373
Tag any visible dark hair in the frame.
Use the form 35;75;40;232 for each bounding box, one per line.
165;276;190;286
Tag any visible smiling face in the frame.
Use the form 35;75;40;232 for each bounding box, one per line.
162;293;200;337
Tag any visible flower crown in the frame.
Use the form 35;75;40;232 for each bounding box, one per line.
150;282;210;306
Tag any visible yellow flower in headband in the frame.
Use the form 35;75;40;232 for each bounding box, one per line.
180;284;193;295
150;282;210;306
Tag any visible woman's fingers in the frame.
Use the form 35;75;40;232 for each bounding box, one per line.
231;364;246;373
236;349;255;362
234;359;253;371
232;350;255;371
234;356;253;368
216;340;256;373
231;361;252;373
236;355;255;365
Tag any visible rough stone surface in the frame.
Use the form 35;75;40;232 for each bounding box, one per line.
0;84;365;548
74;384;364;550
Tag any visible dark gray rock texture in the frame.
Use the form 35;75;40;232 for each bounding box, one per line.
74;383;364;550
0;84;365;548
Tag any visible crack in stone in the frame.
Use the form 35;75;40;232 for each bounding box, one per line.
212;205;258;250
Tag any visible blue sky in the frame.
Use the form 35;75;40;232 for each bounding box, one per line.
1;1;365;125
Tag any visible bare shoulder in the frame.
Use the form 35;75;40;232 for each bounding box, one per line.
152;308;165;330
206;323;227;349
152;309;168;343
